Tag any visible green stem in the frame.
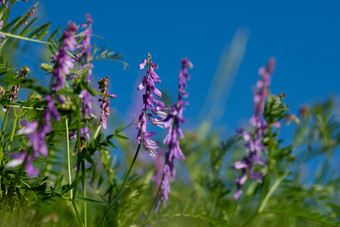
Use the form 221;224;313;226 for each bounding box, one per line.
72;103;83;227
6;111;17;152
97;143;142;227
0;108;10;165
65;118;73;198
72;200;84;227
258;172;288;213
82;160;87;227
143;173;165;226
260;123;273;202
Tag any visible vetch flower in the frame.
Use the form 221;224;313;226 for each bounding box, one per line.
154;58;192;210
98;76;116;129
6;150;39;177
52;22;77;92
136;54;167;157
232;58;275;200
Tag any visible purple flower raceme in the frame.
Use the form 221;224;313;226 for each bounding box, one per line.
51;22;77;93
232;58;276;200
98;76;116;130
154;58;193;210
7;95;60;176
136;54;167;157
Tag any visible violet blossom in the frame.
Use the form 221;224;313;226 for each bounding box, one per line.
232;58;275;200
9;95;60;176
98;76;116;130
136;54;167;157
51;22;77;92
155;58;193;210
6;150;39;177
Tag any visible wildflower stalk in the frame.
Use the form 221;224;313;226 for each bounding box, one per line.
98;142;142;227
143;172;165;226
0;108;10;165
260;123;273;201
72;103;84;227
6;110;18;151
65;118;73;198
82;160;87;227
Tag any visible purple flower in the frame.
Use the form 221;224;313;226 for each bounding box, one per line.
69;127;90;140
77;14;93;83
232;58;275;200
6;150;39;177
155;58;192;209
136;55;167;156
46;94;60;122
52;22;77;92
98;76;116;129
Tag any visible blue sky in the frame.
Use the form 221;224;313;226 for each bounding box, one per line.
14;0;340;135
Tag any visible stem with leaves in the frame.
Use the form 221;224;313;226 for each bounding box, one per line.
97;142;142;227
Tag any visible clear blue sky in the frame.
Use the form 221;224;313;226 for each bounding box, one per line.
14;0;340;135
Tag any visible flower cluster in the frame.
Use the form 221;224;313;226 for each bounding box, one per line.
137;54;167;157
51;21;77;93
6;94;60;177
232;58;275;200
3;66;30;112
98;76;116;130
155;58;192;210
24;4;37;25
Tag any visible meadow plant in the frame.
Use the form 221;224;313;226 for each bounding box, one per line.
0;2;338;227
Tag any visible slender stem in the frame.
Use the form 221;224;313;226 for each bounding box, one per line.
0;108;10;165
260;123;273;201
72;200;84;227
65;118;73;198
82;160;87;227
97;143;142;227
143;173;165;226
72;103;83;227
0;104;44;111
6;111;18;152
0;108;8;198
258;172;288;213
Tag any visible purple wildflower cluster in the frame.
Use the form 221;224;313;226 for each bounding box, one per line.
232;58;276;200
137;54;167;157
3;66;30;112
98;76;116;130
155;58;193;209
6;94;60;176
51;22;77;93
70;14;95;142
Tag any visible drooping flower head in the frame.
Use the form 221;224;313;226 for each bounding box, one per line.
6;150;38;177
232;58;275;200
98;76;116;129
136;54;167;157
153;58;193;210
